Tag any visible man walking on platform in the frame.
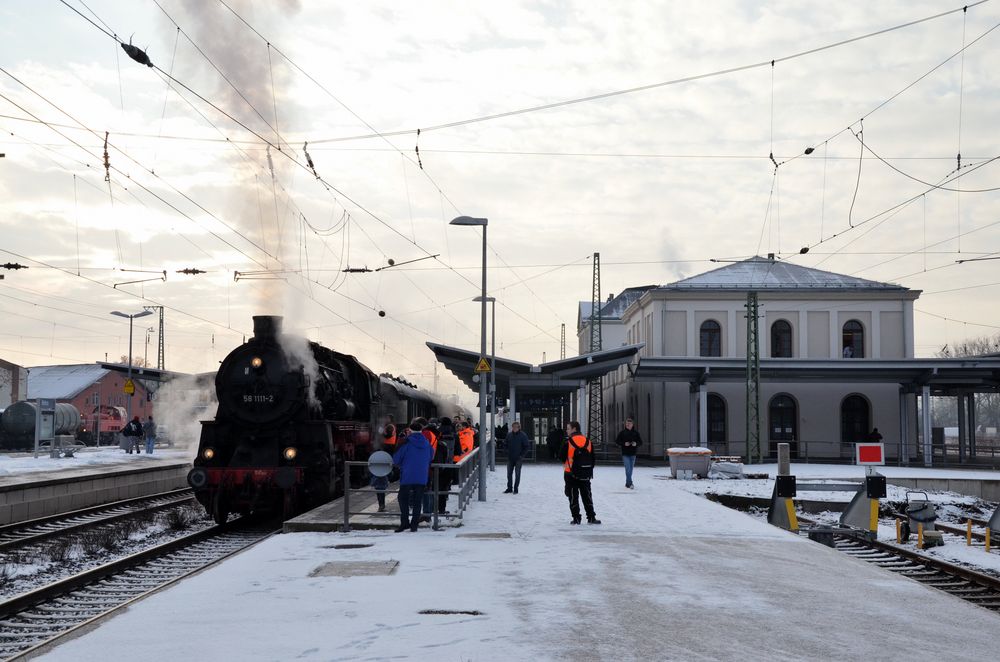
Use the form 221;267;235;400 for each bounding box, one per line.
503;421;529;494
142;416;157;455
561;421;600;525
392;420;434;532
614;418;643;489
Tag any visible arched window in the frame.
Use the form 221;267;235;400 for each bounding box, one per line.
699;320;722;357
841;395;870;445
707;394;726;443
771;320;793;358
842;320;865;358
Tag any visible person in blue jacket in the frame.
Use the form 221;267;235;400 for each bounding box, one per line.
392;419;434;532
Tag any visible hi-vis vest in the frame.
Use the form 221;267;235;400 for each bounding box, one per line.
455;428;474;462
564;434;591;473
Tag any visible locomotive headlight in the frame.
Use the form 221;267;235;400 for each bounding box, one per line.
202;447;215;460
283;447;297;461
250;356;263;369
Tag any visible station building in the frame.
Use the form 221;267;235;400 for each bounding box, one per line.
580;256;1000;465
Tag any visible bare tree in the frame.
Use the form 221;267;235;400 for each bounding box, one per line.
119;355;151;368
937;333;1000;439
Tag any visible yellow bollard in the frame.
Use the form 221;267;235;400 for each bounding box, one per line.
896;518;901;544
918;522;924;550
967;519;973;546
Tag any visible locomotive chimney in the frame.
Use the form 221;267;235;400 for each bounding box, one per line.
252;315;283;340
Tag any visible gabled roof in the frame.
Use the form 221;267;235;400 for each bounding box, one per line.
578;285;658;329
662;257;907;291
26;364;110;400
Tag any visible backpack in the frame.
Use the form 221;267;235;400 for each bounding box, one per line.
570;438;594;480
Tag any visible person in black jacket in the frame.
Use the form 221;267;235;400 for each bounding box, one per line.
503;421;529;494
614;418;643;489
546;426;564;462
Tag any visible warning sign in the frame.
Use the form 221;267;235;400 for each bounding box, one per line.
474;358;491;373
123;379;135;395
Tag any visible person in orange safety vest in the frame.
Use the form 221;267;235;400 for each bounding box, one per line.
561;420;600;525
455;422;475;463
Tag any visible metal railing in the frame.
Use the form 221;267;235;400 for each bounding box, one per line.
703;438;1000;468
341;446;481;532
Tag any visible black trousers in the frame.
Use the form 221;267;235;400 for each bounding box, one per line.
564;473;596;521
397;484;425;529
506;458;522;490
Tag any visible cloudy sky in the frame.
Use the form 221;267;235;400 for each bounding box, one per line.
1;0;999;403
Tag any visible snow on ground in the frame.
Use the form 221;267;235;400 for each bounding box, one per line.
39;465;1000;661
674;473;983;506
754;462;1000;481
0;447;190;478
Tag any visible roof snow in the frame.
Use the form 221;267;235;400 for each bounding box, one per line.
663;256;907;291
26;364;110;400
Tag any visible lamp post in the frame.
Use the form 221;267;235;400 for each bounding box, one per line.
110;310;153;426
450;215;489;501
474;295;496;472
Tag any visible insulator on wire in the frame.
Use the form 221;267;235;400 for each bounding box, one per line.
303;142;319;179
121;35;154;68
103;132;111;183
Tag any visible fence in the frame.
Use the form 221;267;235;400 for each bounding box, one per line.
703;438;1000;468
340;446;481;532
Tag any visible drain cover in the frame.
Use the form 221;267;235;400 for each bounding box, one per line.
309;561;398;577
455;532;511;539
419;609;484;616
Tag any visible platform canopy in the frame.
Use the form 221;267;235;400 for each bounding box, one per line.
426;342;644;400
632;357;1000;393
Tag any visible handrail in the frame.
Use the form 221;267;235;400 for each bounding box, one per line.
341;446;481;532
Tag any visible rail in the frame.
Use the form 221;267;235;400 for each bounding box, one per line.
341;446;481;533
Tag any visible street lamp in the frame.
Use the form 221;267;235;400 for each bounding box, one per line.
450;215;488;501
474;295;496;473
110;309;153;425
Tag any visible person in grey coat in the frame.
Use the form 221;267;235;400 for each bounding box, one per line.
503;421;530;494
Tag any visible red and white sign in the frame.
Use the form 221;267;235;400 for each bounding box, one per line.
855;443;885;466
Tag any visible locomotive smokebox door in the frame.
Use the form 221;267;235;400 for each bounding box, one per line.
368;451;393;478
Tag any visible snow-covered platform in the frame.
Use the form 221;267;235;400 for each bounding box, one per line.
283;487;403;532
0;448;190;524
35;464;1000;661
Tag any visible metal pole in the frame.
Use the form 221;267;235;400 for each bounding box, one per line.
489;299;496;472
478;225;488;501
127;315;134;424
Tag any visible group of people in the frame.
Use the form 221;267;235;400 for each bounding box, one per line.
376;415;478;532
120;415;158;455
373;412;646;528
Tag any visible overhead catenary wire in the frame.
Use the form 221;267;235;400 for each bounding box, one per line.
300;1;990;144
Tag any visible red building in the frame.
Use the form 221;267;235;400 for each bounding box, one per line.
26;364;154;425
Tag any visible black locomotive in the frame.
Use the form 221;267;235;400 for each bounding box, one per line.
187;315;444;524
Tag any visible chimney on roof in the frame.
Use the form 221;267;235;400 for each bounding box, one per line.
767;253;775;261
607;293;614;302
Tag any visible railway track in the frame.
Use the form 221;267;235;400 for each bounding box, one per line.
0;489;195;554
797;516;1000;612
0;520;276;660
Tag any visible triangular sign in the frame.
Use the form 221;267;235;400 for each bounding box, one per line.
474;357;491;373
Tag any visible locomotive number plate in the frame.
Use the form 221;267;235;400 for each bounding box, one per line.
243;394;275;404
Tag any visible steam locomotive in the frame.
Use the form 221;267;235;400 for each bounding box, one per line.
187;315;447;524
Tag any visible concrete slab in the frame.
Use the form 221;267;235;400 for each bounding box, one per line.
308;560;399;577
